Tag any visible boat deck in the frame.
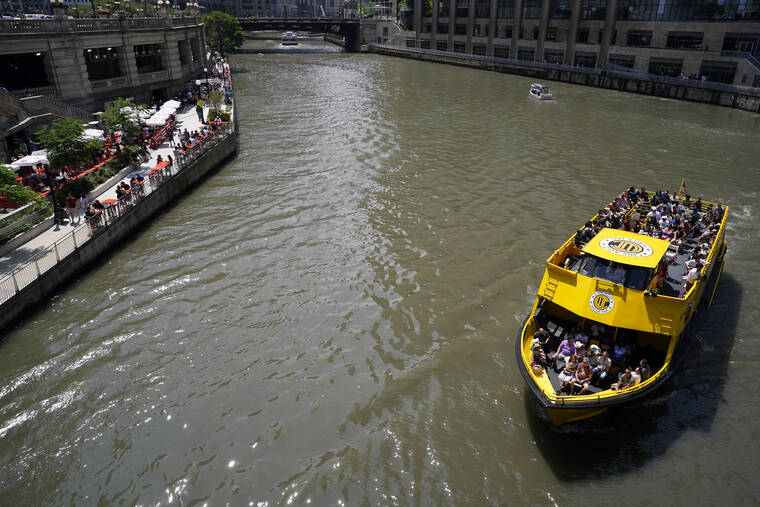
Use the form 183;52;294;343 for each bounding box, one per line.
564;201;720;299
536;316;664;396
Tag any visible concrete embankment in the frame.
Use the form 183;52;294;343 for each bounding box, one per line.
0;131;237;334
371;45;760;113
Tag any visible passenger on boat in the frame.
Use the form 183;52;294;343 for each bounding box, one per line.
531;343;548;373
684;266;700;290
575;329;589;345
570;358;593;395
639;359;650;381
558;355;578;393
554;337;576;370
611;368;634;390
533;328;554;362
591;351;612;387
612;342;630;366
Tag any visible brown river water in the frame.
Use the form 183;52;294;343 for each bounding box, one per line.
1;38;759;505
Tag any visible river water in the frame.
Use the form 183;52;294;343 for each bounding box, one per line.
1;38;760;505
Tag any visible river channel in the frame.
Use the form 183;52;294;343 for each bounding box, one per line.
1;37;759;505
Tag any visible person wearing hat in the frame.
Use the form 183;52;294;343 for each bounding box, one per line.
531;342;548;373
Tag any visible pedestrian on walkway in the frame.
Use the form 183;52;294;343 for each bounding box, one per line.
196;102;204;123
65;193;79;223
77;194;88;219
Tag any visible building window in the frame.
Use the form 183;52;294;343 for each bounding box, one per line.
437;41;449;51
497;0;514;18
438;24;449;34
582;0;606;19
648;58;682;77
383;27;389;36
425;23;432;33
406;38;416;47
627;30;652;47
456;0;469;17
454;41;467;52
518;47;535;60
608;53;635;67
546;26;557;41
754;75;760;87
533;26;539;40
476;0;490;17
551;0;572;18
576;28;589;43
439;0;450;16
523;0;540;18
699;60;738;83
505;25;512;38
134;44;163;74
574;52;597;67
494;45;509;57
84;47;121;81
544;49;563;63
421;38;431;48
666;32;704;49
473;43;487;55
455;23;467;35
722;34;760;55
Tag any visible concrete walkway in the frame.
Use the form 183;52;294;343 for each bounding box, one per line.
0;104;205;275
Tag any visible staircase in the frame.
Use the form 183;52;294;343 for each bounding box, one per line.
19;95;94;124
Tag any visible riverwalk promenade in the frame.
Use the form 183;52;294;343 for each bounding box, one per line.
0;86;237;326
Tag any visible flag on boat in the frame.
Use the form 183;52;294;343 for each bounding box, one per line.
679;178;687;196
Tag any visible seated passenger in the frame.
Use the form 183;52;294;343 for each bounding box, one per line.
558;355;578;393
684;266;700;290
531;343;548;373
571;358;593;395
612;342;629;365
612;368;634;390
591;351;612;387
639;359;650;381
553;337;576;370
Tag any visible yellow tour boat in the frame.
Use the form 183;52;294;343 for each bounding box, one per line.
516;186;727;425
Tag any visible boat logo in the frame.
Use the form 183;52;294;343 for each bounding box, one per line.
599;237;653;258
589;291;615;314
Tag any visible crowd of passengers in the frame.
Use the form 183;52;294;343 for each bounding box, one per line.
572;187;725;292
530;324;651;396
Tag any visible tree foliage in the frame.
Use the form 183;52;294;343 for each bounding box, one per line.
0;165;39;205
35;118;102;172
204;11;244;55
101;97;147;138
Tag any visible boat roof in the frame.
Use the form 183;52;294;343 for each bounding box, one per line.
531;83;547;88
581;228;670;269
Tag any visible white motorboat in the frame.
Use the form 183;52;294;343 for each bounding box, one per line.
530;83;553;100
282;31;298;45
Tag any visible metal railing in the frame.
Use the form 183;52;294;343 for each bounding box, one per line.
371;43;760;95
0;208;49;244
11;86;56;98
0;121;234;305
0;16;201;34
721;50;760;72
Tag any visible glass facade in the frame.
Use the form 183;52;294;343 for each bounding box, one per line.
497;0;514;18
551;0;572;19
439;0;450;17
627;30;652;46
456;0;469;17
582;0;607;19
666;32;704;49
523;0;540;18
476;0;490;17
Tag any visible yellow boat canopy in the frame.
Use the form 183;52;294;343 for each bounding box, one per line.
582;228;671;269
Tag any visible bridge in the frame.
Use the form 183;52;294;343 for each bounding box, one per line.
237;17;361;52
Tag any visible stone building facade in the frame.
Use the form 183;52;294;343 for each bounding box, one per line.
409;0;760;87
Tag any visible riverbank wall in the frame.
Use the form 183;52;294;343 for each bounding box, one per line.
370;44;760;113
0;129;237;334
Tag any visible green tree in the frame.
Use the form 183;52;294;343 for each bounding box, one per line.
204;11;244;55
100;97;148;138
0;165;39;206
207;89;224;110
35;118;102;172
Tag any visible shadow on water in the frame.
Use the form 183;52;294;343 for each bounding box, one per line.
526;271;742;481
